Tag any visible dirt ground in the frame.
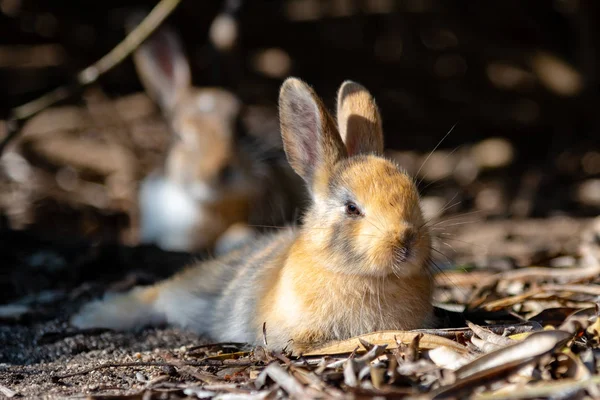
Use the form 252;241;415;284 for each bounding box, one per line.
1;216;596;399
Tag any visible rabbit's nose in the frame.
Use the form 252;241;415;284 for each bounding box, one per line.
393;228;417;262
399;227;416;247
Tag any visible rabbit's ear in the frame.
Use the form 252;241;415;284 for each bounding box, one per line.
129;14;191;113
279;78;347;186
336;81;384;156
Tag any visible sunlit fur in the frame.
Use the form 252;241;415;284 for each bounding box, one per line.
72;77;434;355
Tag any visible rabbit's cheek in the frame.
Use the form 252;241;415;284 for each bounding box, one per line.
359;240;396;275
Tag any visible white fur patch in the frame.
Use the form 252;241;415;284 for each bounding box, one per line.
155;286;212;334
215;317;252;343
139;174;204;251
70;289;165;330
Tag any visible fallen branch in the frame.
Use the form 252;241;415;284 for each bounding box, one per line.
53;361;175;380
162;352;222;384
52;358;252;381
0;0;182;154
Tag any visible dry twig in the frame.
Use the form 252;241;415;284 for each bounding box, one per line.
0;0;182;154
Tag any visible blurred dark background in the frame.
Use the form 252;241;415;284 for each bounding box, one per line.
0;0;599;246
2;1;600;147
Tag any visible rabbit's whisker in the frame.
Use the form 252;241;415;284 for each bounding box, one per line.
438;240;456;253
376;276;383;329
429;246;452;264
247;224;288;230
427;255;469;298
437;195;461;215
418;145;463;191
359;281;368;335
420;209;482;232
425;209;483;227
430;220;476;229
435;236;486;249
415;122;458;187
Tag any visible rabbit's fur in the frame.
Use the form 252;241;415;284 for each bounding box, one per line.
72;78;434;354
134;21;299;253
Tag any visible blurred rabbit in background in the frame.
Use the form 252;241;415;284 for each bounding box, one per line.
131;14;304;255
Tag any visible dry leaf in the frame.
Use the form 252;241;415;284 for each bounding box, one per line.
304;330;468;356
473;375;600;400
455;330;572;379
429;346;474;370
468;321;516;352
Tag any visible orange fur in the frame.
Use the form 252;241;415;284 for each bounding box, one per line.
337;81;384;155
257;238;433;352
256;78;434;352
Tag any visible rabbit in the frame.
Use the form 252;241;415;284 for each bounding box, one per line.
132;19;297;253
71;77;434;355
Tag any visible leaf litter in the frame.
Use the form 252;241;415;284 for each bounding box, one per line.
2;217;600;399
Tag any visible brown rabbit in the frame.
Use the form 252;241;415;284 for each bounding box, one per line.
133;21;299;253
71;78;434;355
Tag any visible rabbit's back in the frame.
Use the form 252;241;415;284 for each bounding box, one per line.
71;77;434;355
154;228;296;340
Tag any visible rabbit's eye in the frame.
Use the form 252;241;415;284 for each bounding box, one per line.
345;201;362;217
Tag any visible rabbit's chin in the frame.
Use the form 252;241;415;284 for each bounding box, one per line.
358;250;429;279
327;253;429;279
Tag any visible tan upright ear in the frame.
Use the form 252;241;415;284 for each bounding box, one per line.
279;78;347;186
128;12;191;113
336;81;384;156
